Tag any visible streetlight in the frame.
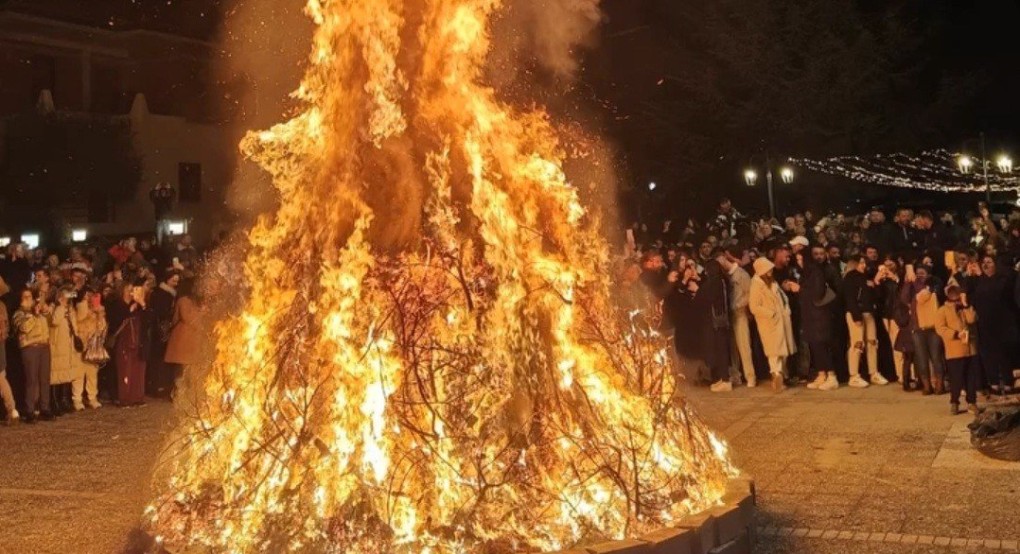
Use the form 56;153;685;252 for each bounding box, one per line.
957;155;974;174
648;181;657;191
779;166;794;184
743;169;758;187
743;160;791;218
997;155;1013;174
956;133;1013;204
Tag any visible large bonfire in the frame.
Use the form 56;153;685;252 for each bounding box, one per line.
146;0;735;552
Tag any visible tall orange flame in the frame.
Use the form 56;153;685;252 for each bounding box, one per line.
146;1;735;552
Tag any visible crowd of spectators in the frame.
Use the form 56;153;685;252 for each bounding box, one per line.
622;198;1020;415
0;235;209;425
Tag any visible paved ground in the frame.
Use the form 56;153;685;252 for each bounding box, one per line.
689;384;1020;553
0;386;1018;553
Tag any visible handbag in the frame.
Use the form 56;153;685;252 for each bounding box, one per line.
66;310;84;352
814;284;837;307
105;320;128;351
85;332;111;366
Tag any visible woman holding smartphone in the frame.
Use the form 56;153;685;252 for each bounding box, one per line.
108;281;150;406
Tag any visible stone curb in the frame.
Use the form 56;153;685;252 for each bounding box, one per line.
543;477;756;554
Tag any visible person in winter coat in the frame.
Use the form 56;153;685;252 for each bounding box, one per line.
108;281;150;406
0;277;18;424
13;288;54;422
802;245;839;391
963;255;1019;395
702;251;733;392
935;286;982;416
48;285;85;412
842;255;887;388
74;289;107;409
725;246;756;387
164;279;208;394
148;272;179;398
892;281;919;392
749;257;796;391
876;259;906;384
902;264;945;395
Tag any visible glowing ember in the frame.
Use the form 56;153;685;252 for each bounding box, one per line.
146;0;735;552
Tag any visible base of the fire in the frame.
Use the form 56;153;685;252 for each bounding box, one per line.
541;476;756;554
141;476;754;554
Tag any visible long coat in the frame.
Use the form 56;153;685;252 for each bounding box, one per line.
750;275;797;357
799;261;834;344
694;260;732;370
49;303;83;384
164;297;208;366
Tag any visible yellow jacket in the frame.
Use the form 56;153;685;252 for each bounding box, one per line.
13;309;50;349
935;303;977;359
914;288;941;330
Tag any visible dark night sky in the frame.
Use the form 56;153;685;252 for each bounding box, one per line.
3;0;1017;216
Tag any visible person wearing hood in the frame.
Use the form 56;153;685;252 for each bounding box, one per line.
749;257;796;391
842;255;887;388
0;277;18;424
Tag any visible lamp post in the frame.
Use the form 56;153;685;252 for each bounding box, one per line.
743;160;793;219
956;133;1011;205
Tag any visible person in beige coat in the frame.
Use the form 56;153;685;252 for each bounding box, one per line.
935;286;981;415
164;279;209;395
48;285;85;412
74;289;107;409
749;257;797;391
0;277;19;424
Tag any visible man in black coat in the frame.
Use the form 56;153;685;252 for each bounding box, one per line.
802;245;839;390
147;272;180;398
964;255;1020;394
703;249;733;392
890;208;920;256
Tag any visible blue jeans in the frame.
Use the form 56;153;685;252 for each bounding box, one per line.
912;328;944;387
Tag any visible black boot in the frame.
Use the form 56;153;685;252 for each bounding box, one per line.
50;387;65;416
62;384;77;413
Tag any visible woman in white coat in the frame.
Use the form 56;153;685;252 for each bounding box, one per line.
749;258;797;391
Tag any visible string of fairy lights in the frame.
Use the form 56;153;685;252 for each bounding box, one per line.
788;149;1020;193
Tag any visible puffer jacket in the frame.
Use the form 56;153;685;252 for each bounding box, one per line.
935;303;977;359
13;309;49;348
900;278;942;330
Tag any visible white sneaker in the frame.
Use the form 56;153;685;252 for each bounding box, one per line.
806;374;826;390
746;379;757;388
818;375;839;391
710;380;733;392
871;374;889;386
848;375;870;388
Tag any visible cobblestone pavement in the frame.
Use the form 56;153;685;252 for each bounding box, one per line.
0;402;173;554
687;383;1020;553
1;386;1018;553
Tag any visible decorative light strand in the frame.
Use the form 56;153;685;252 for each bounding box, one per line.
790;149;1020;193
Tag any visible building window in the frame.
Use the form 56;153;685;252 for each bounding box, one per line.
179;162;202;202
167;220;187;236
